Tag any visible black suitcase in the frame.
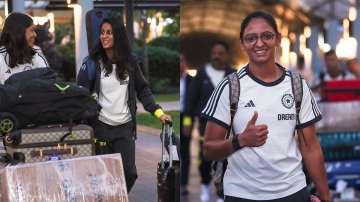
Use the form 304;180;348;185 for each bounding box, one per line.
157;121;180;202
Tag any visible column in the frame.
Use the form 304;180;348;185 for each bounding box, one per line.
309;24;324;77
353;5;360;61
124;0;134;46
72;0;93;75
294;34;300;54
5;0;25;16
326;19;340;49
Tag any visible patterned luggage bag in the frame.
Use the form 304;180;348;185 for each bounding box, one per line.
3;124;95;163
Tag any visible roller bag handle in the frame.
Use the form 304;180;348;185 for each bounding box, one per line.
160;120;179;168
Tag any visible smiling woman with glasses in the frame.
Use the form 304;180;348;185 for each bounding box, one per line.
201;11;330;202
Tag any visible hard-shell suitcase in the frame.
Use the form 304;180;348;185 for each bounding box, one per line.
157;121;180;202
4;124;95;163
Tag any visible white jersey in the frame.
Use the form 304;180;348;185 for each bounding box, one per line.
0;46;49;84
98;64;131;126
201;66;322;200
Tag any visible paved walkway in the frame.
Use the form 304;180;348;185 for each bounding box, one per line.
134;123;217;202
180;124;218;202
137;101;179;113
129;130;161;201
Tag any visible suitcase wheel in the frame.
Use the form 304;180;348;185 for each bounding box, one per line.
0;113;18;133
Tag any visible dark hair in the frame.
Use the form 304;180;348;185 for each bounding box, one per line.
34;27;51;48
324;49;336;57
90;17;133;80
0;12;35;68
211;40;229;52
240;11;279;41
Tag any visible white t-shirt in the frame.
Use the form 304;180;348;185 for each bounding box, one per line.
202;66;322;200
205;63;225;87
98;64;131;126
0;46;49;84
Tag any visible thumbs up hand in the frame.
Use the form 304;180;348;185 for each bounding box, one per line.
238;111;268;147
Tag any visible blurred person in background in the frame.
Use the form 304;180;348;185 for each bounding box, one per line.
296;55;312;83
318;50;355;83
346;58;360;78
180;53;194;196
183;40;235;202
35;27;67;80
311;50;356;100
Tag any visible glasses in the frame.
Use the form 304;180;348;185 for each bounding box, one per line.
243;32;276;45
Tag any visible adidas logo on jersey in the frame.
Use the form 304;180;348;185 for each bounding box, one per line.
244;100;255;107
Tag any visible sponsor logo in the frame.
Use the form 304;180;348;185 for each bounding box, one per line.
244;100;255;107
278;113;296;120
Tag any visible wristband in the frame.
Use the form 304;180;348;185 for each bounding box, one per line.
183;116;192;126
154;109;165;118
232;135;242;151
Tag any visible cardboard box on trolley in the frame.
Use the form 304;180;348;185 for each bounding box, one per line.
0;153;128;202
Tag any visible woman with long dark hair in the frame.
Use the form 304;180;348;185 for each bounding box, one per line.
202;11;330;202
0;12;49;84
77;17;171;192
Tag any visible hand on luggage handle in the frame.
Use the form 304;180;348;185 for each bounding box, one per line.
165;120;172;127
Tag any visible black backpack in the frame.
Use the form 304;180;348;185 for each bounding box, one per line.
0;69;99;133
4;68;57;85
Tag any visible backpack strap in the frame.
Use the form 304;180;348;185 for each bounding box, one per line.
290;71;303;126
226;72;240;139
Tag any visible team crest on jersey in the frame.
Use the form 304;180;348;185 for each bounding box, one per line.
281;93;294;109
